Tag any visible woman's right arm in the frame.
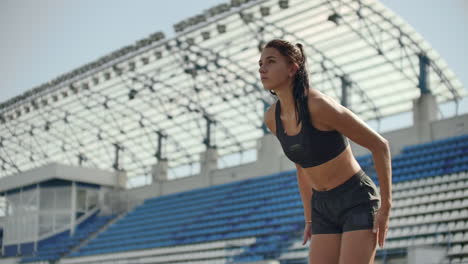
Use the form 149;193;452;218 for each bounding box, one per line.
295;163;313;224
264;105;313;224
264;106;312;243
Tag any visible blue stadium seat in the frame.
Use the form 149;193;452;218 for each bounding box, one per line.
50;133;468;264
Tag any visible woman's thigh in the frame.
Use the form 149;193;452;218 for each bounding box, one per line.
309;233;341;264
339;229;378;264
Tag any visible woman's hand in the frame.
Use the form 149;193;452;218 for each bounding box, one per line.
373;205;391;248
303;222;312;245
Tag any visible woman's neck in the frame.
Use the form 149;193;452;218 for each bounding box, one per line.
275;86;306;117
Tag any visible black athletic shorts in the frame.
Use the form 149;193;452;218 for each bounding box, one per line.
311;169;381;234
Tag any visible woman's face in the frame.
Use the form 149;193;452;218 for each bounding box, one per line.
258;47;294;91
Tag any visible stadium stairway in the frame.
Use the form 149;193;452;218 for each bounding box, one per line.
63;211;126;258
19;212;117;263
58;133;468;264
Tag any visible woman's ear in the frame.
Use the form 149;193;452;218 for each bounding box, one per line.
289;63;299;77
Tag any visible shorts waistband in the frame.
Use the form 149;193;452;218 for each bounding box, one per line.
312;169;366;198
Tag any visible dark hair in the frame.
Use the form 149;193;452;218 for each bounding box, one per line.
263;39;310;126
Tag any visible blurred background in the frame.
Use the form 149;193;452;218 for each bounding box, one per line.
0;0;467;263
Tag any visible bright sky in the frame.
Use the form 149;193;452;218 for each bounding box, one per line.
1;0;467;111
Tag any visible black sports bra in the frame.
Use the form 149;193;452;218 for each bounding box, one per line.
275;100;349;168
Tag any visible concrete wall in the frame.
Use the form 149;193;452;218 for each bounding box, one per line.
122;112;468;202
374;256;407;264
0;162;119;193
0;258;19;264
407;246;446;264
124;134;291;201
432;113;468;141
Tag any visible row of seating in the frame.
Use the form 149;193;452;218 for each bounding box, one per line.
402;134;468;153
361;134;468;184
387;221;468;238
391;199;468;217
71;175;298;255
60;133;468;264
60;237;257;264
394;190;468;208
393;172;468;191
443;257;468;264
277;170;468;264
73;174;466;258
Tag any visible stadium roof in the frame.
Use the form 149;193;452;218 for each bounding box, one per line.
0;0;465;186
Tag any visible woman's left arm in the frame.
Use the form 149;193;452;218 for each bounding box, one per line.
309;95;392;246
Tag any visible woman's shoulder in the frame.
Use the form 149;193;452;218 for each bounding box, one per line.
306;89;341;131
306;89;340;114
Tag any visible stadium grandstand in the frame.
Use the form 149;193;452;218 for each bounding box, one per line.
0;0;467;263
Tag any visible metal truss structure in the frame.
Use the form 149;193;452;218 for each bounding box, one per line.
0;0;465;186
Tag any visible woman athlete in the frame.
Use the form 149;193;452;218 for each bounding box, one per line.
261;39;392;264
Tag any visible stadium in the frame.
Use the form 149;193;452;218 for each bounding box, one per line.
0;0;467;263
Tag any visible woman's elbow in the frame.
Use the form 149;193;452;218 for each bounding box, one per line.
370;137;390;154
